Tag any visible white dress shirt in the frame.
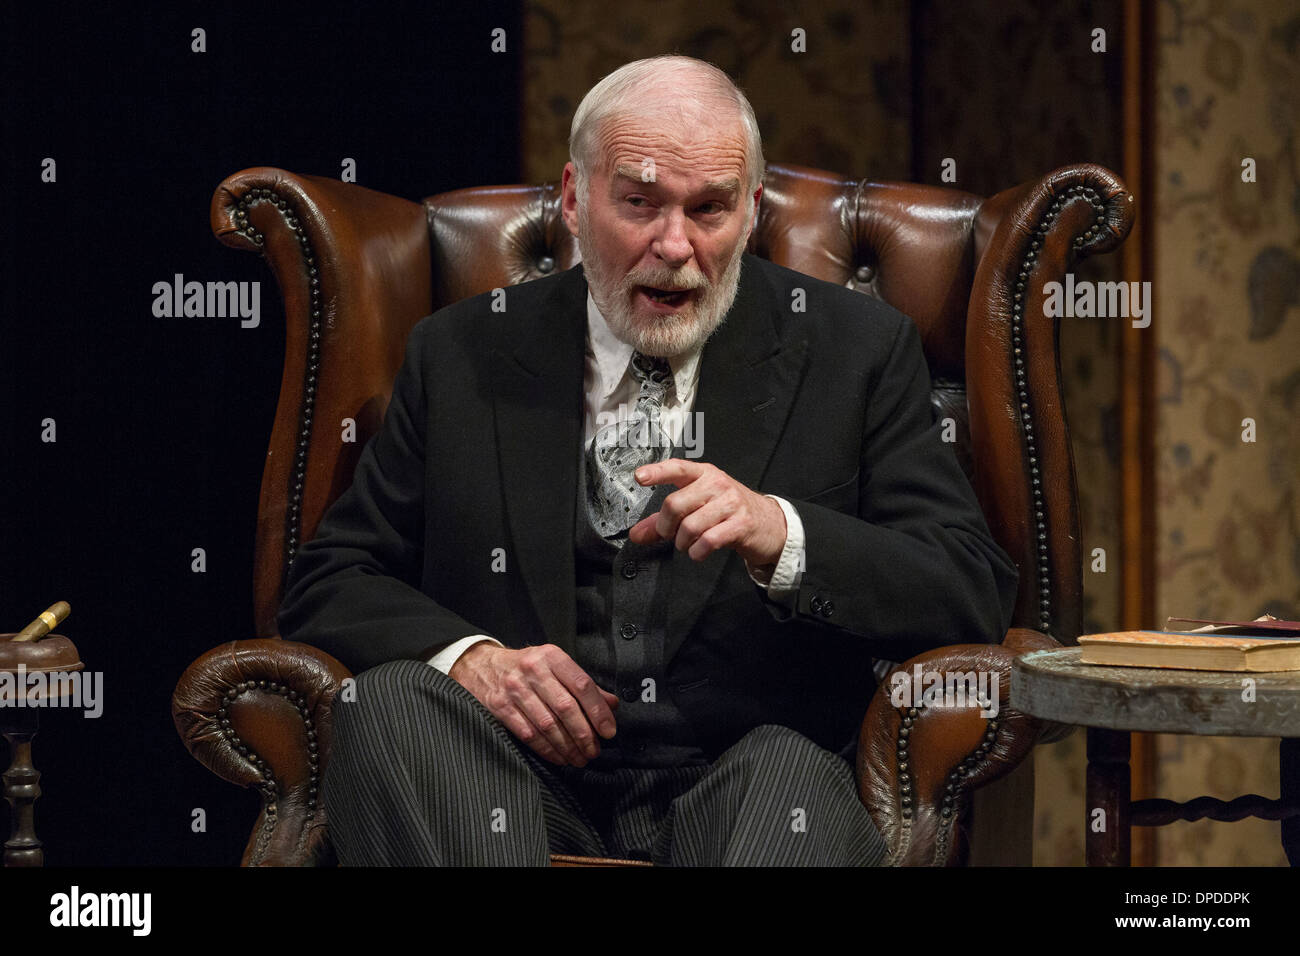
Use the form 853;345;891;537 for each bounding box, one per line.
426;291;806;673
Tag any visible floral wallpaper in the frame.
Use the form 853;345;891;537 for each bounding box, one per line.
521;0;911;185
1152;0;1299;866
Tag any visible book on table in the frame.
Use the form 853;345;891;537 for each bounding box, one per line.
1077;615;1300;672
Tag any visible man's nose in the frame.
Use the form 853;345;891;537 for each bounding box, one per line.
652;208;693;267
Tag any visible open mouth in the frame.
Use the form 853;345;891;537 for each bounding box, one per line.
638;286;693;307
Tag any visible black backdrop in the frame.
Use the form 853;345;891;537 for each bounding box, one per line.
2;2;523;865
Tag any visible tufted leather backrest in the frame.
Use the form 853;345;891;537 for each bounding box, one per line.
215;160;1132;645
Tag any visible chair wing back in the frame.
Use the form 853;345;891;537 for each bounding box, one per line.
212;162;1132;644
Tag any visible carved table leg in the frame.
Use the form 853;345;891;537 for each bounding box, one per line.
1282;738;1299;866
1;707;43;867
1086;727;1131;866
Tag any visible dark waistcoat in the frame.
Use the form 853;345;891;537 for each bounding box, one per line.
573;437;708;769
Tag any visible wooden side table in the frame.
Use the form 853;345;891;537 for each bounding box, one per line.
1012;647;1300;865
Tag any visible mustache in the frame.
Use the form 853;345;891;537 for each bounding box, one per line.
620;269;708;292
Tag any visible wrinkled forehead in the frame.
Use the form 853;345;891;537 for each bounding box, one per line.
592;104;749;187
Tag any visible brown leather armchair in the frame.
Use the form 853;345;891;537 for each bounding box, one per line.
172;161;1132;866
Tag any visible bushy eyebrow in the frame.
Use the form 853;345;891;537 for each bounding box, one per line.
612;164;740;198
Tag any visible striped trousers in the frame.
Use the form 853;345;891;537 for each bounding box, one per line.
323;659;888;866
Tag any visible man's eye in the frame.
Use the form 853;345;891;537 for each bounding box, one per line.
697;202;723;214
626;196;648;207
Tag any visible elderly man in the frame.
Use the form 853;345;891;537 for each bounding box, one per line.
278;54;1019;866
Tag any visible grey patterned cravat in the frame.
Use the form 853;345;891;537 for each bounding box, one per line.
585;351;675;538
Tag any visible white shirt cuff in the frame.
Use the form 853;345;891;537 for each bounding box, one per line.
426;634;502;675
745;495;805;605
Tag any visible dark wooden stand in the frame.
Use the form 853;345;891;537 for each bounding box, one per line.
1;707;42;866
0;631;83;868
1013;647;1300;865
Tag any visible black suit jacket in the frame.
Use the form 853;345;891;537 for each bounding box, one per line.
277;253;1019;757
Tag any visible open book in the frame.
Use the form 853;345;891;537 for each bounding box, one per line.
1077;615;1300;672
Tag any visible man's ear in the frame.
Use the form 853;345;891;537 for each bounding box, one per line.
561;162;580;238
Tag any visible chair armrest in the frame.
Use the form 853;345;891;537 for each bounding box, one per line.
210;168;434;637
172;638;352;866
858;627;1070;866
966;164;1134;642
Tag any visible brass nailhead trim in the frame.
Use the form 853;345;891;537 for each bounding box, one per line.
1014;184;1107;633
219;682;320;836
232;187;320;583
895;700;1002;839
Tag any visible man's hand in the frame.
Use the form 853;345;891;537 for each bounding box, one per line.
628;459;787;567
449;641;619;767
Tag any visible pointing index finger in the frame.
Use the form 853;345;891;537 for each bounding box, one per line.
635;458;704;488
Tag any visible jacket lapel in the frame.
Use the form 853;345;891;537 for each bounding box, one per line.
491;266;587;654
662;256;809;665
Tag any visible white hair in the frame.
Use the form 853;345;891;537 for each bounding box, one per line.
568;55;765;206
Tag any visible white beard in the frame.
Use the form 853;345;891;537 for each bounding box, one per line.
576;203;746;359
